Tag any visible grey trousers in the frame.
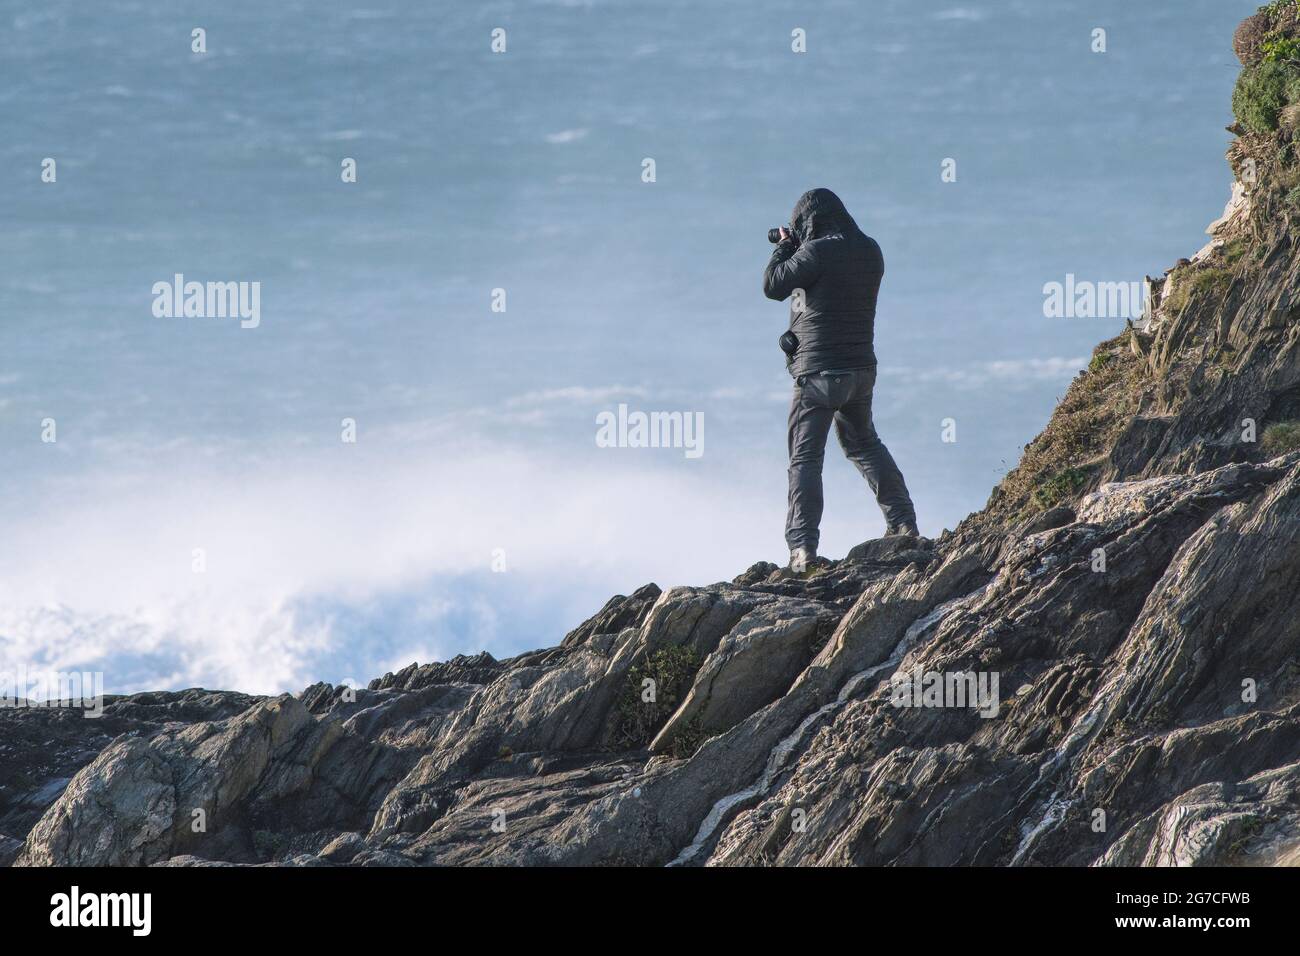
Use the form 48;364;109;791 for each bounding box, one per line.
786;367;916;551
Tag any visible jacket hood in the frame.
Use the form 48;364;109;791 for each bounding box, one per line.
790;188;861;242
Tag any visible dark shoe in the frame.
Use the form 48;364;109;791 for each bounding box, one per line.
885;522;920;538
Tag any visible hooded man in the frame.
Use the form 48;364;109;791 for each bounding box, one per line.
763;187;919;571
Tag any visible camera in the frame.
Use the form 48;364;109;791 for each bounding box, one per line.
768;227;793;244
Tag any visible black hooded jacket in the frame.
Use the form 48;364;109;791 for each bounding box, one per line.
763;188;883;377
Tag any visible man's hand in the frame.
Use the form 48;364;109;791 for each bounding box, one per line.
763;227;820;300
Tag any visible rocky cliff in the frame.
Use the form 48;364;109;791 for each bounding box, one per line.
5;12;1300;868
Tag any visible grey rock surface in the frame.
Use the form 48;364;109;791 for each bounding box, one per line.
7;450;1299;867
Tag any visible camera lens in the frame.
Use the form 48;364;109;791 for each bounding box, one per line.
768;228;784;244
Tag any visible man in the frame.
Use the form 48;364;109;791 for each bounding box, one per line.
763;187;919;572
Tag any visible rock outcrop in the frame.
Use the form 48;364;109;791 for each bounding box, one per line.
5;15;1300;868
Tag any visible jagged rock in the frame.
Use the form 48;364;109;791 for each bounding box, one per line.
0;834;23;867
561;584;662;648
1209;181;1249;235
1019;504;1075;535
843;535;933;565
0;688;263;839
1098;761;1300;866
368;652;505;691
650;598;835;752
318;831;368;863
10;455;1300;867
15;695;340;866
16;737;175;867
732;561;780;586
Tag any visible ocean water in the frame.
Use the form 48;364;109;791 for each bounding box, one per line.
0;0;1255;694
